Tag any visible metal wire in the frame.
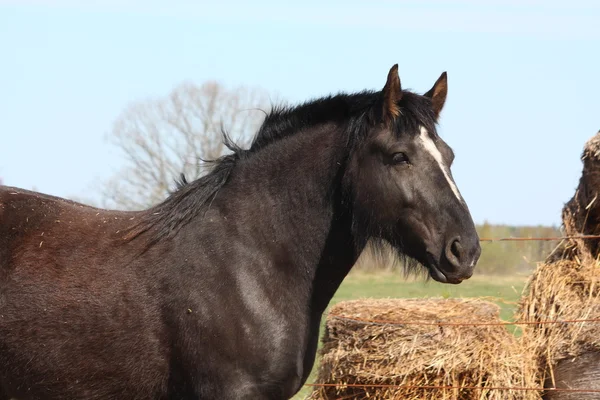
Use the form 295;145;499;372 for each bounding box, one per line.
328;314;600;327
479;234;600;242
304;382;600;393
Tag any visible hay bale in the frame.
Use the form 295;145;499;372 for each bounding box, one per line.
548;130;600;262
516;259;600;397
517;131;600;398
309;298;540;400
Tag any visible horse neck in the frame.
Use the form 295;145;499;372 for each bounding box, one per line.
219;123;363;312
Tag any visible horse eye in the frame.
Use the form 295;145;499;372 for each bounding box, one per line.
391;152;409;165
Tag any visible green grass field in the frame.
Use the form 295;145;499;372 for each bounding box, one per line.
293;271;529;399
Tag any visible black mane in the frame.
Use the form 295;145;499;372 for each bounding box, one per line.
250;91;377;152
127;89;437;243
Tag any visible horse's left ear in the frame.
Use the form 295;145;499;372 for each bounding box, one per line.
424;72;448;120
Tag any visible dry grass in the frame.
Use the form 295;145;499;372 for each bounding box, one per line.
516;257;600;389
308;298;540;400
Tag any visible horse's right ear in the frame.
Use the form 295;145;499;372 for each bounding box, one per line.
382;64;402;120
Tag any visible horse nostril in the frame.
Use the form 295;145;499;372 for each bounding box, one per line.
451;240;462;261
445;237;463;268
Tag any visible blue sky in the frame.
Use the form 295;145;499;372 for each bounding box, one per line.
1;0;599;226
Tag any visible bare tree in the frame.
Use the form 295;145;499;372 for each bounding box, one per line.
101;81;273;210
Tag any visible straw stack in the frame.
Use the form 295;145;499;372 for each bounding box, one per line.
517;131;600;399
309;298;540;400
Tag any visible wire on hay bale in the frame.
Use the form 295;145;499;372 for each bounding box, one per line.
309;298;540;400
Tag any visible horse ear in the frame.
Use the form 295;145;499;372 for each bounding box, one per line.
382;64;402;120
424;72;448;120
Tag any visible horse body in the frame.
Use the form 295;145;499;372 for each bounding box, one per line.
0;65;481;399
0;125;355;399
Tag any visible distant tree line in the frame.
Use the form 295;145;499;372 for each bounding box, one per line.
354;222;561;275
474;222;561;275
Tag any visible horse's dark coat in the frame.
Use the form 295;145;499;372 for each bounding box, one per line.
0;65;480;399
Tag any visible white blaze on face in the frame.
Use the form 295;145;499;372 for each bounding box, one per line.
419;126;463;203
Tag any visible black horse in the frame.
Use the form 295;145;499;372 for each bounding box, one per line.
0;65;480;399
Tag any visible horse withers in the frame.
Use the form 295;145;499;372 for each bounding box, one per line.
0;65;480;399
